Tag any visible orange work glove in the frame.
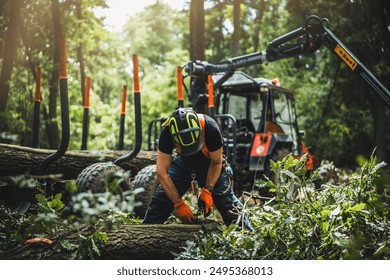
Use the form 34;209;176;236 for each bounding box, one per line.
174;200;196;223
198;188;213;217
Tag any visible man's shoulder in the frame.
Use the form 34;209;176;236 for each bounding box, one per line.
158;126;174;154
202;114;213;121
201;114;222;141
202;114;218;127
159;126;170;139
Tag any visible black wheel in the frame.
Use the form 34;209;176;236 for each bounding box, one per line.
76;162;132;194
0;179;32;214
3;201;31;214
132;164;159;219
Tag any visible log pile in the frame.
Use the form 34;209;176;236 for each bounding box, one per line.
0;143;157;179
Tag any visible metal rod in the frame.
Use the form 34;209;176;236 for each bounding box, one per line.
32;66;42;148
177;66;184;108
207;74;215;118
118;113;126;150
38;34;70;174
81;76;91;150
118;85;127;150
114;54;142;165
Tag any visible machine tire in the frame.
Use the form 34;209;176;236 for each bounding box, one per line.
4;201;31;214
132;164;159;219
1;179;32;214
76;162;132;194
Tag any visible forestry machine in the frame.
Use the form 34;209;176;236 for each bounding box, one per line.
148;15;390;190
135;15;390;216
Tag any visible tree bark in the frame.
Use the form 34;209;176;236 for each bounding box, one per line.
232;0;241;57
46;0;62;149
0;0;22;115
250;0;266;76
0;144;157;179
19;16;37;81
212;0;226;61
76;0;86;105
189;0;205;61
0;222;219;260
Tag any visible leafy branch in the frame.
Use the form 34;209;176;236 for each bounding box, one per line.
178;154;390;260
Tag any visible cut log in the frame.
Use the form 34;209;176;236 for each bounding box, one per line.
0;144;157;179
0;222;220;260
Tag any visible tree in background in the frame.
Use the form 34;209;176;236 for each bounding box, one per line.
75;0;86;105
190;0;205;60
46;0;62;149
231;0;242;56
0;0;22;116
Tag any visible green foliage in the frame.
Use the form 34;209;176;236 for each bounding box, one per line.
24;193;64;235
0;172;138;259
122;2;183;66
62;230;109;260
69;188;135;226
177;155;390;260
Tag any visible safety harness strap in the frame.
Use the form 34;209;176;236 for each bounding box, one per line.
197;114;210;159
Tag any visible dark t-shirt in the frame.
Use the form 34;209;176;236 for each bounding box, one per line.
158;114;223;166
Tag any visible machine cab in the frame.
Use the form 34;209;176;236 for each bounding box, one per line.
213;71;310;173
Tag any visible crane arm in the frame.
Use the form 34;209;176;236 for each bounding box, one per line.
268;15;390;108
185;15;390;108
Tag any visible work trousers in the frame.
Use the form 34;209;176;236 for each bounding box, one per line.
143;157;252;229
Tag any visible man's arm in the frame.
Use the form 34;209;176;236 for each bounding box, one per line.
155;151;182;205
197;146;223;217
205;146;223;188
156;150;195;223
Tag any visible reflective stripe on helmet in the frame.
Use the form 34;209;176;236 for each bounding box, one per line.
164;109;201;146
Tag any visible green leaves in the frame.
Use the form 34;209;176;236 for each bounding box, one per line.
178;154;390;260
1;173;138;259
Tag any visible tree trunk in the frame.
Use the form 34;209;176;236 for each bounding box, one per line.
232;0;241;57
76;0;86;105
0;222;219;260
19;17;36;81
189;0;205;61
250;0;266;76
213;1;226;61
46;0;62;149
0;144;157;179
0;0;22;116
